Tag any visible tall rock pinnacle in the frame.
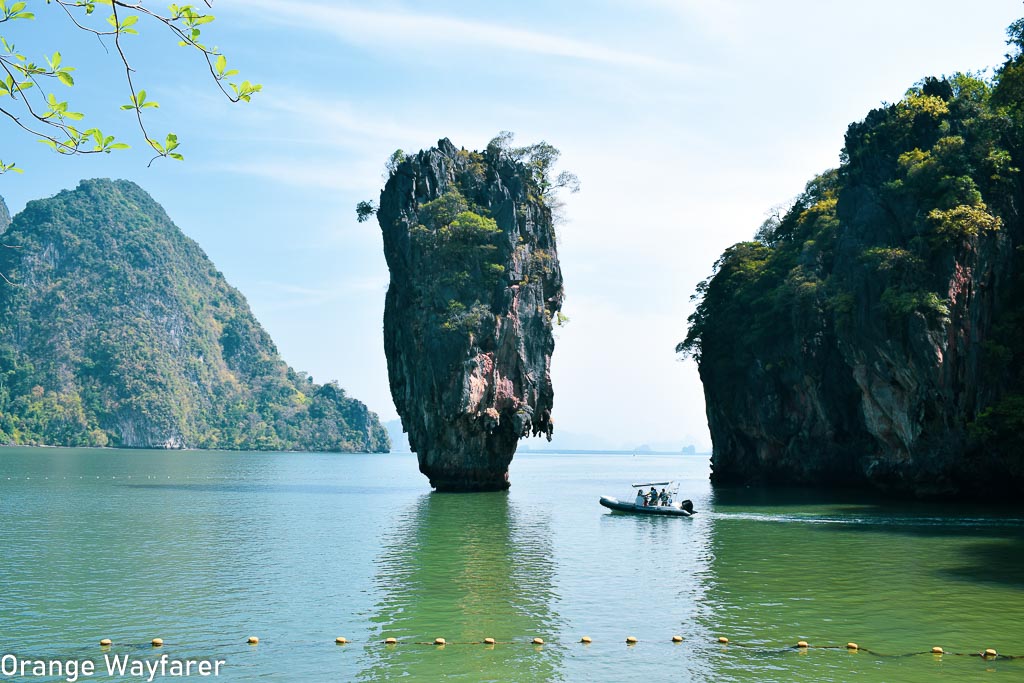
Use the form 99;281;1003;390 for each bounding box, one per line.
377;138;565;491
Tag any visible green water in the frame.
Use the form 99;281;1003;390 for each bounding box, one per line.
0;448;1022;682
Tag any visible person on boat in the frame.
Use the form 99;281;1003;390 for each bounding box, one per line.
650;486;659;506
659;488;669;506
635;490;646;507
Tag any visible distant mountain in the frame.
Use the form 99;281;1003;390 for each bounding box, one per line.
0;179;389;452
0;194;10;232
518;431;705;453
384;419;410;452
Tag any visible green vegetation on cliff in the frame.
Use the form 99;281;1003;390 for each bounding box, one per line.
0;179;389;452
366;133;574;350
680;20;1024;495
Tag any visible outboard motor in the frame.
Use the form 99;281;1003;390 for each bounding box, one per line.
680;499;694;514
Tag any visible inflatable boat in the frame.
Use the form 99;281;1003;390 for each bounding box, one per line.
599;481;695;516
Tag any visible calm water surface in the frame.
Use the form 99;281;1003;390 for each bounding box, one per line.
1;448;1022;682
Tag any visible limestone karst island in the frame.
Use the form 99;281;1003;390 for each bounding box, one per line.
374;138;565;492
680;63;1024;499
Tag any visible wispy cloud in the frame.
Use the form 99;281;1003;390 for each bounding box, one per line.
626;0;744;42
255;277;388;309
207;158;373;191
222;0;693;74
258;92;440;146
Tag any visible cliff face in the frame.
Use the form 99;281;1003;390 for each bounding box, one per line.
378;139;564;491
682;66;1024;497
0;179;389;452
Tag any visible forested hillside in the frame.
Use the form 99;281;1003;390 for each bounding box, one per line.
0;179;389;452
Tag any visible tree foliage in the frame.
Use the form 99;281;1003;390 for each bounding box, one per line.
358;132;579;227
485;130;581;198
0;0;260;173
410;187;506;333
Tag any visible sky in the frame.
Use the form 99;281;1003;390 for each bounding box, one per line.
1;0;1022;451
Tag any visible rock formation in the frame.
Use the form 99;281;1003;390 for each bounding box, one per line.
682;64;1024;498
0;179;389;452
377;138;565;491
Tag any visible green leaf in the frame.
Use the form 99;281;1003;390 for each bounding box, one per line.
215;54;226;74
57;71;74;87
108;143;130;150
168;152;184;161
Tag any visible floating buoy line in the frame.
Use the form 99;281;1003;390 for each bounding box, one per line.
77;636;1020;659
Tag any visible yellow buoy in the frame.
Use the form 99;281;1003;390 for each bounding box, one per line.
846;643;859;651
99;639;112;647
384;637;397;645
434;638;446;646
580;636;592;644
335;637;348;645
984;648;998;658
718;637;729;644
931;646;944;654
672;635;683;643
626;636;638;644
151;638;164;647
797;641;808;648
247;636;259;645
483;637;496;645
532;637;544;645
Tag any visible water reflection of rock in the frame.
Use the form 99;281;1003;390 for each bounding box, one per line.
358;492;562;681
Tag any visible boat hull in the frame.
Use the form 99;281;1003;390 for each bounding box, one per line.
599;496;695;516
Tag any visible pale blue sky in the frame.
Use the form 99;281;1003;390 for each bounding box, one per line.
2;1;1022;449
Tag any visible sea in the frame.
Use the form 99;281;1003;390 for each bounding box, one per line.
1;447;1022;682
